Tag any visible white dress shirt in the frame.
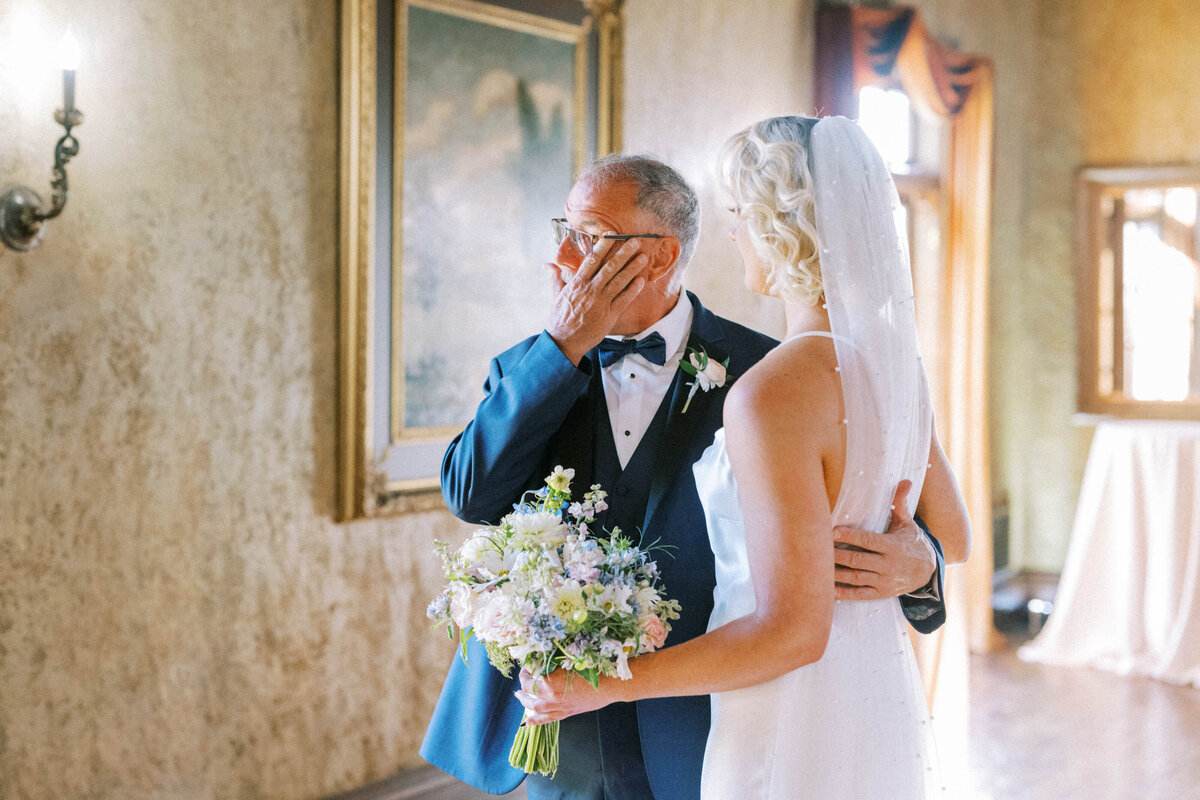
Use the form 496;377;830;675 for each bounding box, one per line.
601;295;694;468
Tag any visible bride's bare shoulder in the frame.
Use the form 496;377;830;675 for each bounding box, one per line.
724;335;842;431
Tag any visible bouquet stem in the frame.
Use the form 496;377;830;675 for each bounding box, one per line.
509;717;560;777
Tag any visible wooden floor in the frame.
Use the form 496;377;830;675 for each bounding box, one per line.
357;638;1200;800
966;639;1200;800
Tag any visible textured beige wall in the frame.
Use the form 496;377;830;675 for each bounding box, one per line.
994;0;1090;572
920;0;1088;573
0;2;464;798
623;0;813;339
1;0;1165;797
1077;0;1200;164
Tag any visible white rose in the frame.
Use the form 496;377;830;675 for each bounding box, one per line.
459;533;506;579
691;355;727;391
474;591;519;644
448;584;480;629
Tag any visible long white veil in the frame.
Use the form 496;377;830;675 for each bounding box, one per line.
811;116;933;533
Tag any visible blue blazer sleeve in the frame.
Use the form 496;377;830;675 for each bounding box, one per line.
441;331;591;525
898;517;947;634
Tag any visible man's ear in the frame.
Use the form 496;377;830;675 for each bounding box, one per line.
648;236;681;276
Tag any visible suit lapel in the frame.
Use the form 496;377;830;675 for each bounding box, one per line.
643;295;731;528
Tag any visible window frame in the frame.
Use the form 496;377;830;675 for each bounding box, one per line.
1076;164;1200;420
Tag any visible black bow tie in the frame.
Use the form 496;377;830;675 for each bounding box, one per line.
596;331;667;367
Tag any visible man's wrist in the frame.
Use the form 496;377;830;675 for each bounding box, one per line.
905;567;941;601
549;335;584;367
904;534;941;600
545;329;593;369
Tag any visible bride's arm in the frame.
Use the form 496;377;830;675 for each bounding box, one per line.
914;426;972;564
518;344;842;723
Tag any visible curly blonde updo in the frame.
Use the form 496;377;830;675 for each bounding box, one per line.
719;115;823;305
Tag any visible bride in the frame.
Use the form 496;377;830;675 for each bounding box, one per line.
518;115;972;798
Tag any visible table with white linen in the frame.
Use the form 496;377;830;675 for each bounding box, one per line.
1019;420;1200;686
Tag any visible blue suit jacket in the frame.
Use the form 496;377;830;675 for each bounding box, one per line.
421;293;946;796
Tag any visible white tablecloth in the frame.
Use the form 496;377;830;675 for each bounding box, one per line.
1019;420;1200;686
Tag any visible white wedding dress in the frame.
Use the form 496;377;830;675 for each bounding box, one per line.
692;116;944;799
694;422;942;800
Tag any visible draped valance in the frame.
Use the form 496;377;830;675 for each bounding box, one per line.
816;4;992;119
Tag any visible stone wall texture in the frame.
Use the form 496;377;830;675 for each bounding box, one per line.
0;2;463;797
1;0;1185;797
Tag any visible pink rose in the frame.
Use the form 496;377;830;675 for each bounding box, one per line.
639;615;668;652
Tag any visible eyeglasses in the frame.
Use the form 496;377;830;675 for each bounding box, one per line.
552;218;666;257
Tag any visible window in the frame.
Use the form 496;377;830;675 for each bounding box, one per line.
858;85;950;413
1077;166;1200;418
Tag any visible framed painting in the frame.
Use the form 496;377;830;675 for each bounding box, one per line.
338;0;624;519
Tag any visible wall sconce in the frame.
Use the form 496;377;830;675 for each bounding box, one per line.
1;32;84;252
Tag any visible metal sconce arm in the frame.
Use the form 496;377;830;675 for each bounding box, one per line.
1;108;84;252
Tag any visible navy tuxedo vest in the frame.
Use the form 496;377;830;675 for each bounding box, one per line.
591;369;672;543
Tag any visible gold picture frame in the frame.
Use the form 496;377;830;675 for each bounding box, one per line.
338;0;623;519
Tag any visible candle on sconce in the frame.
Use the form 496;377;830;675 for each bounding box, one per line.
0;27;86;251
59;31;81;114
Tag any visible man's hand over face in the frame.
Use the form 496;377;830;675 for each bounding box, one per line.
545;236;650;365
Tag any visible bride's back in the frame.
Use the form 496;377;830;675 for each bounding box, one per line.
723;327;847;520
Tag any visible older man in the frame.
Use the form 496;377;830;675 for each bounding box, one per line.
421;155;945;800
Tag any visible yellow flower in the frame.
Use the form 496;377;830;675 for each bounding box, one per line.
553;584;587;626
546;465;575;493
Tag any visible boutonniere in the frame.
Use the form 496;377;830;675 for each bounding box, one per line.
679;346;730;413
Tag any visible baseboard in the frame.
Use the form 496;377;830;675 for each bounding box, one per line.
992;568;1061;638
992;565;1017;590
994;568;1060;600
322;766;461;800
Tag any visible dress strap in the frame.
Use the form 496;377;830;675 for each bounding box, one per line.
786;330;849;345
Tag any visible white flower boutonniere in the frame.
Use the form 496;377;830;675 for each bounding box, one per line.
679;346;730;413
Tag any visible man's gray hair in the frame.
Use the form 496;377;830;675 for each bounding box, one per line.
578;154;701;269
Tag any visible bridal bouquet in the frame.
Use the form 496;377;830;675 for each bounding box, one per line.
427;467;680;777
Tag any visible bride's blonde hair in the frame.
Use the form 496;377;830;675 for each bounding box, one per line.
719;116;823;305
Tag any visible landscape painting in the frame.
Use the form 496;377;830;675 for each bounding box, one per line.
398;0;579;432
